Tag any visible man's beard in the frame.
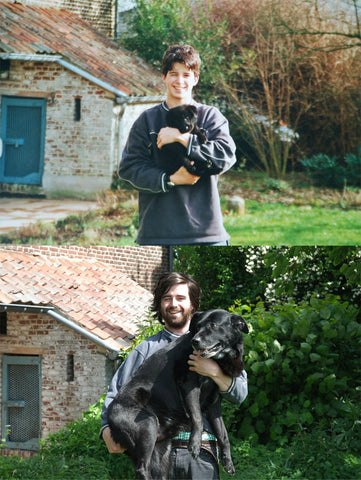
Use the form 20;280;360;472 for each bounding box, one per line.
162;306;193;330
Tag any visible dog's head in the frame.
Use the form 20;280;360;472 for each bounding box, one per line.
166;105;198;134
190;309;249;360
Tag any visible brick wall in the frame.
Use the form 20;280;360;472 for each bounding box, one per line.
0;59;162;197
0;310;112;445
0;246;172;292
0;60;117;195
18;0;115;37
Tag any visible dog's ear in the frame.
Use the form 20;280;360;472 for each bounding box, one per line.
190;311;202;333
231;314;249;334
188;105;198;116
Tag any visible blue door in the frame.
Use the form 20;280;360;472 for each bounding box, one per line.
0;96;46;185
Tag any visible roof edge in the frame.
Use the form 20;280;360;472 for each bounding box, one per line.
0;53;129;99
0;303;127;359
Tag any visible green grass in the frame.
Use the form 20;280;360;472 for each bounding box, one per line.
225;201;361;245
1;171;360;245
1;433;360;480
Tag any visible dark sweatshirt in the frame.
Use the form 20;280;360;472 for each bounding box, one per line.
118;101;236;245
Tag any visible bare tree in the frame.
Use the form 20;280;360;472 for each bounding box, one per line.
202;0;361;172
273;0;361;51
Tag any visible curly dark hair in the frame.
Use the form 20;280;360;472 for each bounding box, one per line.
151;272;201;324
162;44;201;77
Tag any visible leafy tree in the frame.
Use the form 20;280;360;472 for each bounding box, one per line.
173;246;271;310
264;246;361;305
174;246;361;308
120;0;192;68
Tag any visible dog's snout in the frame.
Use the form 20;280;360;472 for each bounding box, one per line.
192;337;201;350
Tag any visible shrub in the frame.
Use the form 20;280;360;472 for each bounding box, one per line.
0;454;110;480
301;152;361;188
345;148;361;187
37;399;134;479
227;295;361;447
301;154;347;188
221;432;361;480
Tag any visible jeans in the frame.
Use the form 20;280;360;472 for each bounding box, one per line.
169;447;219;480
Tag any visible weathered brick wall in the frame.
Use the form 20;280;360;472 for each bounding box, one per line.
0;310;111;443
0;246;171;292
18;0;115;37
0;59;162;196
0;60;116;195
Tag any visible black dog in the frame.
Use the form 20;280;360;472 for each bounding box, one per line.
107;309;248;480
161;105;222;176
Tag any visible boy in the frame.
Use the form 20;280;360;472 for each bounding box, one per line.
118;45;236;245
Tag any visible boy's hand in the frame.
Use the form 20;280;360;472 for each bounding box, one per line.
170;167;200;185
157;127;191;149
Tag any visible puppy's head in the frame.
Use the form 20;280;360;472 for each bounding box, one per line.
166;105;198;133
190;309;248;360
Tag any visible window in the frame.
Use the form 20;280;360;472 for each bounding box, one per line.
74;97;81;121
0;59;10;80
66;354;74;382
0;311;7;335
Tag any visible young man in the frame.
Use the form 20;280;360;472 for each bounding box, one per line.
100;272;248;480
118;45;237;245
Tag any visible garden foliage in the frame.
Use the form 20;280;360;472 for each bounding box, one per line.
174;246;271;309
228;296;361;449
301;149;361;188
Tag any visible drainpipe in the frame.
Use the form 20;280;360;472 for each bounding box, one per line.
169;246;174;272
0;303;126;359
56;58;129;99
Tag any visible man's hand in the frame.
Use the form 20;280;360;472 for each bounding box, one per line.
102;426;127;454
188;351;233;392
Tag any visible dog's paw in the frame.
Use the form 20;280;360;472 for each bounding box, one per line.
188;440;201;459
222;457;235;476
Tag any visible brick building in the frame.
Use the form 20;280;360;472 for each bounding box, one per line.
0;2;164;197
0;246;171;454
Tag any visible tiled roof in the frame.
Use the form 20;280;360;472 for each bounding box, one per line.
0;2;164;97
0;250;153;352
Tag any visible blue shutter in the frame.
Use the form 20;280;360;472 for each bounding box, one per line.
0;97;46;185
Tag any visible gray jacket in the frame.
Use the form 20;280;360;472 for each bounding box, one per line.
118;101;237;245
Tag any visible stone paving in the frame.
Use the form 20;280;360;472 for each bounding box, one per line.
0;197;98;234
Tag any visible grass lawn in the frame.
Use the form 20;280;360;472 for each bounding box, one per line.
1;171;360;245
225;201;361;245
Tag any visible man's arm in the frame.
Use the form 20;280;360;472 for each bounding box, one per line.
102;426;126;453
100;347;148;453
188;352;248;404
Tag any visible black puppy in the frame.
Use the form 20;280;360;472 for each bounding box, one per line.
107;309;248;480
161;105;222;176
